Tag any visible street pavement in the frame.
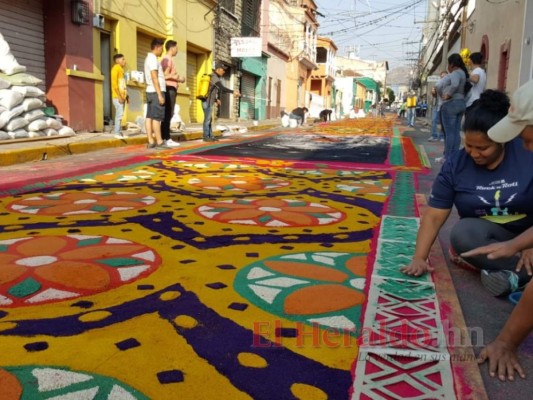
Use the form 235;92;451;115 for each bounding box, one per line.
1;115;533;398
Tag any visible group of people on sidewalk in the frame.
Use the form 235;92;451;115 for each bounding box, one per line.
111;38;240;148
402;49;533;381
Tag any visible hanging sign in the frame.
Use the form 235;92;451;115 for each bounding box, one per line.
231;37;262;57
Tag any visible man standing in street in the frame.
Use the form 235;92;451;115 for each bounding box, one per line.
465;52;487;114
111;53;127;139
201;62;240;142
161;40;185;147
428;71;448;142
144;38;168;149
406;92;417;127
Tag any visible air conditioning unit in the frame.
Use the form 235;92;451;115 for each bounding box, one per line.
93;14;105;29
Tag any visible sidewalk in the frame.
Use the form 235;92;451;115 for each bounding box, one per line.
0;119;281;167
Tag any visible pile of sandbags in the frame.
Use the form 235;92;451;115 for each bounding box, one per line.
0;32;75;141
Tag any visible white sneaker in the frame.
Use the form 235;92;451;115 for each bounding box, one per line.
165;139;181;147
434;156;445;163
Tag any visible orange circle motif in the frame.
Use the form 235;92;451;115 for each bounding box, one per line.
8;191;156;216
0;235;161;307
196;198;345;227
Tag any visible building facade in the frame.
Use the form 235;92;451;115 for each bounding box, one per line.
1;0;346;133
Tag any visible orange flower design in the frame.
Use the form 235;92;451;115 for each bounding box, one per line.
8;191;156;216
196;198;344;227
0;235;160;307
188;175;290;192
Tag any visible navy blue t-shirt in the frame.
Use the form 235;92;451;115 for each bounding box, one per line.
429;138;533;233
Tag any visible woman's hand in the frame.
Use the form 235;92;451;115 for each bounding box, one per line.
400;258;434;277
478;339;525;381
461;241;518;260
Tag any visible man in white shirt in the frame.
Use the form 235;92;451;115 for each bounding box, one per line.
465;52;487;113
144;38;168;149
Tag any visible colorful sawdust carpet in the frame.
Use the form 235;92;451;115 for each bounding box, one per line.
0;127;480;399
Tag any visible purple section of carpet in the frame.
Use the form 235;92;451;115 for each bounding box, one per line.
157;369;185;384
1;283;352;399
115;338;141;351
24;342;48;352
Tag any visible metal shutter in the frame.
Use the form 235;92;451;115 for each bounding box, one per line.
186;51;198;123
136;32;152;73
0;0;45;84
240;72;256;120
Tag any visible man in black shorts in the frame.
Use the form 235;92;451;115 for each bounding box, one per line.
143;38;168;149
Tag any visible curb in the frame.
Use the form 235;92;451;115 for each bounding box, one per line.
0;124;280;167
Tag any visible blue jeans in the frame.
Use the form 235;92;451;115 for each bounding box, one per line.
406;107;416;126
202;101;213;139
112;98;124;134
289;113;303;125
440;99;465;158
430;108;443;139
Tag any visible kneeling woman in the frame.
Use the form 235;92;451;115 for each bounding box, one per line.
401;90;533;296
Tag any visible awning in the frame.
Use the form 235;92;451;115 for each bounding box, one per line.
355;77;378;92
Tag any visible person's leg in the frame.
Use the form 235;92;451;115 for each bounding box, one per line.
161;90;172;141
153;96;165;146
113;98;124;135
450;218;531;295
145;117;154;145
440;102;455;158
408;108;415;126
430;108;439;139
450;218;520;271
202;101;212;140
437;110;444;140
145;94;155;146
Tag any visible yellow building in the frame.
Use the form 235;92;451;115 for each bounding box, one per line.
94;0;215;130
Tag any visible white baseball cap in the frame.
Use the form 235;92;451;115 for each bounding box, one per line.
488;79;533;143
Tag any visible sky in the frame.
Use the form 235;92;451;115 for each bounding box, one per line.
314;0;427;69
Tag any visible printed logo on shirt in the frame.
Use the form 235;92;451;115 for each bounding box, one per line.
476;180;525;224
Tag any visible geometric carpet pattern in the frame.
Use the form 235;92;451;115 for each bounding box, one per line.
0;122;476;399
350;126;459;399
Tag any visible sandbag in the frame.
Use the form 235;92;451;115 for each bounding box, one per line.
44;128;59;137
0;33;26;76
29;130;47;138
22;97;43;112
0;89;24;110
12;85;45;98
0;72;42;86
58;126;75;136
6;117;28;131
0;105;25;129
281;114;290;128
28;119;47;131
9;129;29;139
289;119;298;128
23;109;45;122
46;117;62;130
0;130;9;140
0;77;9;89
